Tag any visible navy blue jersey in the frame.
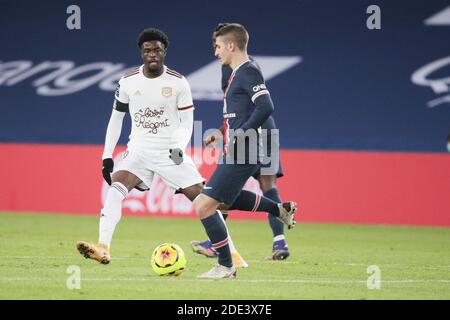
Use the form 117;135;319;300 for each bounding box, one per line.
221;58;277;131
222;60;275;163
223;60;275;129
221;59;284;178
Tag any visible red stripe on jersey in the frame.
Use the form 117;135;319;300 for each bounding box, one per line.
223;118;229;155
167;68;182;77
222;68;238;155
223;70;237;98
124;71;139;78
178;105;194;111
166;70;182;79
123;67;139;76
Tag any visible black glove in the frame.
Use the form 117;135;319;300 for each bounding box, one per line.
102;158;114;185
169;148;183;165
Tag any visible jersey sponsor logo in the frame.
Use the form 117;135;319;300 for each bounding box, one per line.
133;107;170;134
161;87;172;97
252;83;266;92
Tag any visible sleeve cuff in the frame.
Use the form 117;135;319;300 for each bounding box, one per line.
178;105;194;111
251;90;270;103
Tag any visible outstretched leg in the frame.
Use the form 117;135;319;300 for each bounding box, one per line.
226;190;296;229
76;170;141;264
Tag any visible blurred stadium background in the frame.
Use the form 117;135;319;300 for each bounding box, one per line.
1;0;450;299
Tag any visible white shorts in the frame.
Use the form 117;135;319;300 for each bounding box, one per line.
113;148;205;192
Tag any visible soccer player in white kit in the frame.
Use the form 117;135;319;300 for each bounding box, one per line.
76;28;206;264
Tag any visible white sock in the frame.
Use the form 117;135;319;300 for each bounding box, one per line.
273;234;286;242
98;182;128;249
217;210;237;252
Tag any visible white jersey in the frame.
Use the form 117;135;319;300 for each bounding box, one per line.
114;65;194;153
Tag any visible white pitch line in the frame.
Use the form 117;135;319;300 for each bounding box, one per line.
13;256;446;269
1;256;450;270
0;256;144;261
0;277;449;285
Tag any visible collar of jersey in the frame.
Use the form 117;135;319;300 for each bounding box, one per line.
231;59;251;76
139;64;167;80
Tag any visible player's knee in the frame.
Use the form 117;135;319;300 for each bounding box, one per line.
217;203;231;210
193;200;209;218
112;170;141;192
193;195;216;219
182;183;203;201
258;175;277;193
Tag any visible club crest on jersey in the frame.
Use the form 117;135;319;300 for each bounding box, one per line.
162;87;172;97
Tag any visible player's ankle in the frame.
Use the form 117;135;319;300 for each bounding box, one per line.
98;243;109;251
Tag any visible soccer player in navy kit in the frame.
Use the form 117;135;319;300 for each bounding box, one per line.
192;58;290;261
192;24;290;263
194;23;297;279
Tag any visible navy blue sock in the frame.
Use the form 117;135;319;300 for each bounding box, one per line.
264;188;284;237
229;190;279;217
201;211;232;267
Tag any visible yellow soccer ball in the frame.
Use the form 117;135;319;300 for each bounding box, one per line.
150;243;186;276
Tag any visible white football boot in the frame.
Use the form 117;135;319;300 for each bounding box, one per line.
277;202;297;229
197;264;237;279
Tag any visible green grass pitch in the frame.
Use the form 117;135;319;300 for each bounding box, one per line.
0;212;449;299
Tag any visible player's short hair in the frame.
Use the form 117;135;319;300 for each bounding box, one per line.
214;23;249;51
137;28;170;49
212;23;230;47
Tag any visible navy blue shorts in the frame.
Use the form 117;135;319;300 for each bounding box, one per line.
253;129;284;179
252;159;284;179
203;162;261;205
